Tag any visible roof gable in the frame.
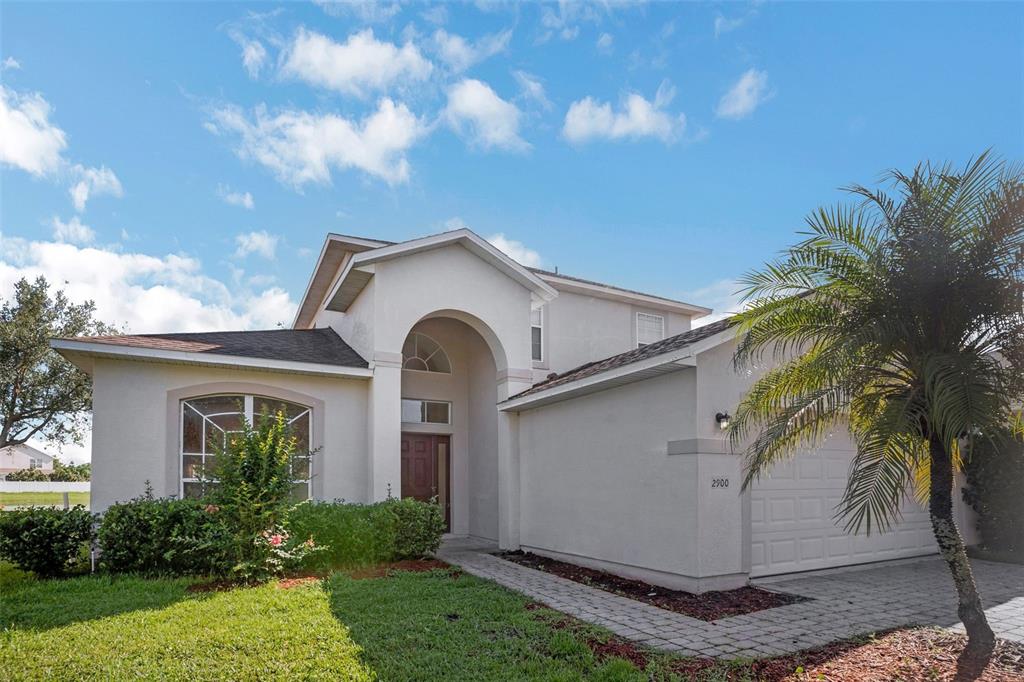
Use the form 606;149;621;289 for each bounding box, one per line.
321;229;558;313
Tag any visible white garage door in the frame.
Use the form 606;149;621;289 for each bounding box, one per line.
750;439;936;577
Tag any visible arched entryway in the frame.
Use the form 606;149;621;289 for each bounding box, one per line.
398;314;500;540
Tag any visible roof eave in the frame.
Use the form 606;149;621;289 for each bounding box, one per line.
50;339;374;379
293;234;393;329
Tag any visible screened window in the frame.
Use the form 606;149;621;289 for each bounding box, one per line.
531;307;544;362
181;394;312;501
402;332;452;373
401;399;451;425
636;312;665;347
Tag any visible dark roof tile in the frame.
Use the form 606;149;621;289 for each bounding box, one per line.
508;317;737;401
67;328;368;368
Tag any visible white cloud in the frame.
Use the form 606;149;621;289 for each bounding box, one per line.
486;232;542;268
218;185;255;210
0;85;67;176
512;70;551;110
596;32;613;52
716;69;771;120
207;97;426;186
230;31;268;79
69;164;123;212
683;278;747;327
714;14;746;38
563;81;685;144
433;28;512;73
2;56;20;70
0;234;297;334
421;5;448;25
234;230;279;259
280;27;432;98
445;78;528;151
314;0;402;23
51;216;96;245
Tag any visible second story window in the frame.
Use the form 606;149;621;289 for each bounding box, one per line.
636;312;665;347
531;307;544;362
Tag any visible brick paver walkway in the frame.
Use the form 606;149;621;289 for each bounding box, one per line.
439;541;1024;659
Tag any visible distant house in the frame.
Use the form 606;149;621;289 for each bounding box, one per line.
0;444;55;476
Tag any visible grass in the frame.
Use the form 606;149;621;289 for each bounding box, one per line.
0;562;750;682
0;492;90;508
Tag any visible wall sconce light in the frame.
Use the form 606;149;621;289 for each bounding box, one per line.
715;412;731;430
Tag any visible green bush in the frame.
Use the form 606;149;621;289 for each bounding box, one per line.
4;468;50;482
97;495;234;576
289;501;394;570
384;497;445;560
0;506;95;577
48;459;90;482
963;433;1024;556
289;498;445;570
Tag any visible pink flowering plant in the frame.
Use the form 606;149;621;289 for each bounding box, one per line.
234;525;325;582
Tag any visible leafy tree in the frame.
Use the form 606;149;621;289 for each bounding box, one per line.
729;153;1023;659
49;458;91;482
0;277;116;449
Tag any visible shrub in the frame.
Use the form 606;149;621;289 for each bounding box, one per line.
289;498;445;570
5;468;50;482
384;497;446;560
207;411;319;581
0;506;94;577
963;433;1024;556
289;501;395;570
97;495;234;576
49;459;90;482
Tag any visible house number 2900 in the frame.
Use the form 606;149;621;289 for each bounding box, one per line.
711;478;730;488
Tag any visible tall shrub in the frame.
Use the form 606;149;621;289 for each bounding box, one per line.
206;411;321;581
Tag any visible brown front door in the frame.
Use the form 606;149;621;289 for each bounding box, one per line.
400;433;451;529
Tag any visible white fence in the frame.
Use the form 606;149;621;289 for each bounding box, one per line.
0;481;90;493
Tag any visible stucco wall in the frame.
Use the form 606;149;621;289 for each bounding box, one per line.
89;358;369;512
517;371;704;581
540;290;693;377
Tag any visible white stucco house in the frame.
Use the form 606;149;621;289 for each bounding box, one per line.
1;443;55;477
52;228;967;591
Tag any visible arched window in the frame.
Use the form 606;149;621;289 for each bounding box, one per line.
402;332;451;373
180;394;311;500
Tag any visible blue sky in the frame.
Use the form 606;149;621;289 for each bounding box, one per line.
2;0;1023;335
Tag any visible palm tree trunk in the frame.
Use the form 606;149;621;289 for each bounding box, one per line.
929;434;995;658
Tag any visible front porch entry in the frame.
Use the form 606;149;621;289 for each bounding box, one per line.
400;432;451;530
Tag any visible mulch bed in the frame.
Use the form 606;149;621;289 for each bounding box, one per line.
499;550;804;620
346;558;457;580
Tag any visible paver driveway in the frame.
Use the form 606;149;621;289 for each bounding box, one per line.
439;541;1024;659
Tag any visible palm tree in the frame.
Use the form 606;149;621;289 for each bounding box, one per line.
728;153;1023;659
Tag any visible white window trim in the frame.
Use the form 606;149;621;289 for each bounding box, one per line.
531;306;544;363
400;398;453;425
636;311;666;348
179;394;313;500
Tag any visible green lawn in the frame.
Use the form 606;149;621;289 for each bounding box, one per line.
0;492;90;508
0;562;750;682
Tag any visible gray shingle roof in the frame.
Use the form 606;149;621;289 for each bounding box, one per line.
70;328;368;368
508;317;737;401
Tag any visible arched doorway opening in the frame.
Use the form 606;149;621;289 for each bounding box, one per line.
398;314;502;540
